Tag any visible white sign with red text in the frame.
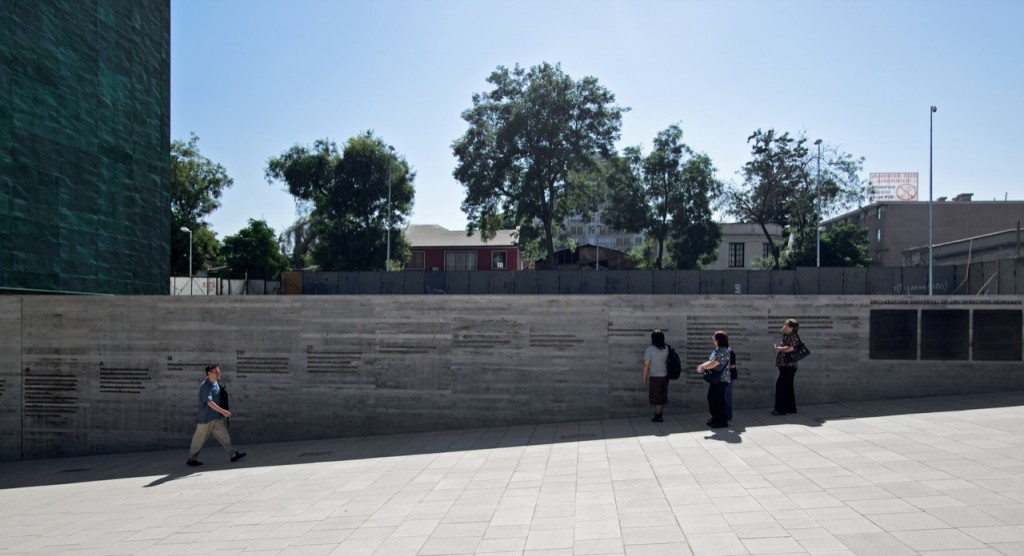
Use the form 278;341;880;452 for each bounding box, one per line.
869;172;919;202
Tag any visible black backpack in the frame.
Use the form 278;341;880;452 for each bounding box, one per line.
729;348;737;381
666;345;682;380
219;383;230;428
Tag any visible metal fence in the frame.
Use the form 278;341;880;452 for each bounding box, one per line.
169;277;282;296
280;258;1024;296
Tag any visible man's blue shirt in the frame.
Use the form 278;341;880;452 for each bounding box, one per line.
196;379;222;423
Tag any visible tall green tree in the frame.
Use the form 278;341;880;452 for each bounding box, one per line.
784;223;872;268
452;62;626;269
278;214;316;270
171;133;233;275
669;152;723;269
787;142;867;265
724;129;866;268
222;219;291;280
266;132;414;271
603;125;723;269
724;130;807;269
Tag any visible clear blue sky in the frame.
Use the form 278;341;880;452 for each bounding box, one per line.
171;0;1024;240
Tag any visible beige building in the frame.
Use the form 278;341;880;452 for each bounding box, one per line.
705;223;785;270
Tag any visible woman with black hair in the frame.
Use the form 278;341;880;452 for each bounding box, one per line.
642;329;670;422
697;331;732;428
772;319;801;415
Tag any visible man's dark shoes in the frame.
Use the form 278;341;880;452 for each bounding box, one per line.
231;451;247;463
651;415;664;423
186;459;203;467
771;411;786;416
708;422;728;428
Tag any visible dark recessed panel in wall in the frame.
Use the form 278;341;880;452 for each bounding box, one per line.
973;310;1023;361
869;310;917;360
921;310;969;360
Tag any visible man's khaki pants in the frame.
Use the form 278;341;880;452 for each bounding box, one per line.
188;419;236;460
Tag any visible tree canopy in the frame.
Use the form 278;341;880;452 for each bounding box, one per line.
221;219;291;280
602;125;723;269
179;226;221;276
266;132;414;271
783;223;872;268
170;133;233;275
452;62;626;269
724;129;866;268
278;211;316;271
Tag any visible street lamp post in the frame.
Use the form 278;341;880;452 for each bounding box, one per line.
386;145;395;272
929;106;937;296
180;226;192;295
814;139;822;267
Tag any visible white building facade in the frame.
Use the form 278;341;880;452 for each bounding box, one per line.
562;211;646;253
705;223;785;270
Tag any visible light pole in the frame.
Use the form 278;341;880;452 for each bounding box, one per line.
385;145;395;272
814;139;822;267
180;226;192;295
929;105;937;295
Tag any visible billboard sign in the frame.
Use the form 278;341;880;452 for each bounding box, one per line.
869;172;919;202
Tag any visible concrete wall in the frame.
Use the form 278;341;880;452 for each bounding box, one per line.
1;295;1022;461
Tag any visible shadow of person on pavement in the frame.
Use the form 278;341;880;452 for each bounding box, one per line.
704;423;746;443
144;468;201;488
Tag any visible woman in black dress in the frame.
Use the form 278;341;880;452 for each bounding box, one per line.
771;319;801;415
697;331;731;428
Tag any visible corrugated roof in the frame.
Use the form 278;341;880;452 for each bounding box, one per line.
405;225;517;248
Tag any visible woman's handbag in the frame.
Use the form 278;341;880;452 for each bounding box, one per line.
786;341;811;363
702;367;725;384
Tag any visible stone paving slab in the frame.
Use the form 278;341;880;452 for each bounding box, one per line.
2;392;1024;555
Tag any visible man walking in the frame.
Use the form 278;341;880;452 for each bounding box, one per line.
186;364;246;467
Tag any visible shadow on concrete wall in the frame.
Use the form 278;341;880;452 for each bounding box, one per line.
1;391;1021;491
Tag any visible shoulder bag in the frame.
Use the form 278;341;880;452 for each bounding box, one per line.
786;341;811;363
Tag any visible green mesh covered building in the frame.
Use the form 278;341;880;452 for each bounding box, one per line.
0;0;170;294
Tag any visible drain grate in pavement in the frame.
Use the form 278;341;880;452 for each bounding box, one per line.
298;451;334;458
60;468;91;473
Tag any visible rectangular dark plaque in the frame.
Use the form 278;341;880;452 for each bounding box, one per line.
869;310;917;360
973;310;1023;361
921;310;969;360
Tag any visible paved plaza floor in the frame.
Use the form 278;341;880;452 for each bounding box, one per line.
2;392;1024;556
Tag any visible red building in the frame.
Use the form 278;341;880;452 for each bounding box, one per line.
404;225;520;271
